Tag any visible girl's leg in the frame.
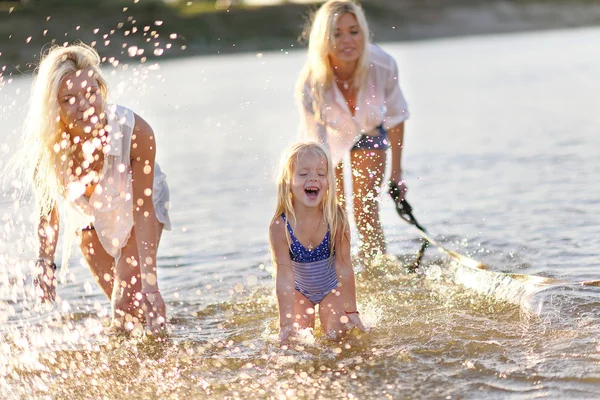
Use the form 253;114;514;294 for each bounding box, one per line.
318;290;348;340
79;229;116;299
350;149;387;261
293;290;316;330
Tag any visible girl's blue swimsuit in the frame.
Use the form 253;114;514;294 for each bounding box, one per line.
282;213;338;304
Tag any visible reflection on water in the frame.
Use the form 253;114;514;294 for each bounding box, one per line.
2;27;600;398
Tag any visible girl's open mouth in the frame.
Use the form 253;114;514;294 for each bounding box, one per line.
305;187;320;198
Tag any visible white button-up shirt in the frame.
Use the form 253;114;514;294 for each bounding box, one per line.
62;105;169;260
300;44;409;164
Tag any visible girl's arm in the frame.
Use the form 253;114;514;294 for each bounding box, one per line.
269;217;296;344
334;224;365;331
130;113;166;329
35;204;59;302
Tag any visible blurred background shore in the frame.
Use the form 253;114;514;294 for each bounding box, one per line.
2;0;600;74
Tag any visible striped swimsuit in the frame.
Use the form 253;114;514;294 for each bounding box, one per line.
282;214;339;305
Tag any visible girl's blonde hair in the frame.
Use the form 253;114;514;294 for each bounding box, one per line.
295;0;371;123
13;43;108;218
272;141;347;256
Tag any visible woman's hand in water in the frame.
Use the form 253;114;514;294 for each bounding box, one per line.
33;259;57;303
346;313;366;332
141;291;167;333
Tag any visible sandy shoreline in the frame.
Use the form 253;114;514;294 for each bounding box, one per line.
1;0;600;74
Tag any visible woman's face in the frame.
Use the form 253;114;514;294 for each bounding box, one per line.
329;12;364;65
57;67;105;136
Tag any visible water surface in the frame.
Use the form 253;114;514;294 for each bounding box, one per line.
1;27;600;399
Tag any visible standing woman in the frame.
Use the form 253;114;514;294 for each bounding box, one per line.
296;0;410;262
14;44;171;331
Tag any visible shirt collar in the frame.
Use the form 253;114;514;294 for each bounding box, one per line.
104;104;122;157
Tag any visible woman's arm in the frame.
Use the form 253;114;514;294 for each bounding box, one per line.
269;217;296;344
334;224;365;331
299;83;327;143
384;55;409;199
35;204;59;302
388;122;406;198
129;113;166;328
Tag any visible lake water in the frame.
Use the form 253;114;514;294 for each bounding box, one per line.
1;26;600;399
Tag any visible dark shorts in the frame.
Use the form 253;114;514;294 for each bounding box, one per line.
351;125;390;151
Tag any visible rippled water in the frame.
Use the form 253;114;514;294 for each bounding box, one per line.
2;27;600;399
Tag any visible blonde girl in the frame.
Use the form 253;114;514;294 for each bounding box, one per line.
269;142;365;345
12;43;171;331
296;0;410;262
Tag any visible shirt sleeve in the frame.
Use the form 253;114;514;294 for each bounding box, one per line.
298;83;327;143
383;58;410;130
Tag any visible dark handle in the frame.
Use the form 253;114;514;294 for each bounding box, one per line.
388;181;427;233
388;181;430;272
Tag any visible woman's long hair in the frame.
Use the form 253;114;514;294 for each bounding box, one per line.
271;141;347;257
13;43;108;219
295;0;371;124
6;43;109;273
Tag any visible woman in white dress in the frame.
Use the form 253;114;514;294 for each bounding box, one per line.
15;43;171;332
296;0;410;262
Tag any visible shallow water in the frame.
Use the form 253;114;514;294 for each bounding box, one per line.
2;27;600;399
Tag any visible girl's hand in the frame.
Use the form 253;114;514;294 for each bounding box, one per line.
33;259;57;303
279;325;296;347
141;291;167;333
346;313;366;332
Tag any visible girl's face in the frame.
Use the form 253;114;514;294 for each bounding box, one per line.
329;12;364;65
291;152;328;209
57;67;105;136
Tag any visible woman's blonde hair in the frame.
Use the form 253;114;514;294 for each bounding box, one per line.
295;0;371;123
271;141;348;257
13;43;108;218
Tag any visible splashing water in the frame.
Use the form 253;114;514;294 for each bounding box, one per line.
2;25;600;398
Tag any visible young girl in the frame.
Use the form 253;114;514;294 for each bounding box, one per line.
11;43;171;332
269;142;365;345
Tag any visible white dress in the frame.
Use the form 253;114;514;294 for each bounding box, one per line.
62;104;171;262
300;44;410;164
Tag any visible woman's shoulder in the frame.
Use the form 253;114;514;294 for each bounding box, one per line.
121;107;155;159
107;104;135;129
110;104;153;138
367;43;397;72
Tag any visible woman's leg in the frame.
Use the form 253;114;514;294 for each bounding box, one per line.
350;149;387;261
112;222;164;326
318;290;348;340
79;229;116;299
